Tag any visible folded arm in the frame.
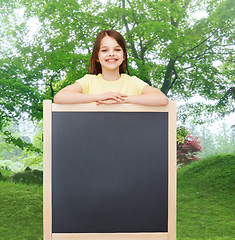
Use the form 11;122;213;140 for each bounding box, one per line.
53;83;127;104
54;83;168;106
123;85;168;106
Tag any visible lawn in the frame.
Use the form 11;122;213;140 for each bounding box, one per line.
177;154;235;240
0;153;234;239
0;181;43;240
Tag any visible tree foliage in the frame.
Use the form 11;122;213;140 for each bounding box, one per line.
0;0;234;149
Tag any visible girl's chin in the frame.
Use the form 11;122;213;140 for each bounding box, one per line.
102;65;121;71
104;61;120;66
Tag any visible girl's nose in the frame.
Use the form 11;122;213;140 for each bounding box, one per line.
109;50;114;56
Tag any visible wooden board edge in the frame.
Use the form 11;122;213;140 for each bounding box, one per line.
168;101;177;240
43;100;52;240
52;101;176;112
52;232;168;240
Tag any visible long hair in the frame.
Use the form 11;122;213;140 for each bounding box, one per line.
88;30;129;75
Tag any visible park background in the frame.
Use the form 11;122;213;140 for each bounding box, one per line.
0;0;234;239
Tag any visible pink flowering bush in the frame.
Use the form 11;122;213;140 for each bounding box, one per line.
177;127;202;167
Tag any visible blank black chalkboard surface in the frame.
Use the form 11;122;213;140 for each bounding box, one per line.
43;100;177;240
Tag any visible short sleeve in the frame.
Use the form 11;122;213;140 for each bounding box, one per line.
75;75;89;93
130;76;149;95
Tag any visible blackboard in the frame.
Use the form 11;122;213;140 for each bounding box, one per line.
43;101;177;240
52;112;168;233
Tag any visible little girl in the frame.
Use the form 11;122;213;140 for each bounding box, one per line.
54;30;168;106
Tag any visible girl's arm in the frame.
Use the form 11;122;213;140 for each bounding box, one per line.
124;85;168;106
53;83;127;104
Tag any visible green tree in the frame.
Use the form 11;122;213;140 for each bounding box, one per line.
20;121;43;169
111;0;234;121
0;0;234;149
0;122;25;161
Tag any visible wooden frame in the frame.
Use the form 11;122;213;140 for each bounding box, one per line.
43;100;177;240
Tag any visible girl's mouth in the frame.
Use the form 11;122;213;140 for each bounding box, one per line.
106;58;118;62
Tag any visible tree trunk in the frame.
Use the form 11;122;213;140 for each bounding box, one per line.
161;58;176;95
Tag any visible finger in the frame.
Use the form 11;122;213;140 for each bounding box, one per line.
106;100;117;104
112;97;124;102
117;95;128;101
119;93;128;97
97;100;107;105
110;95;126;101
112;92;128;98
97;100;110;104
103;100;118;104
113;92;128;98
109;99;124;104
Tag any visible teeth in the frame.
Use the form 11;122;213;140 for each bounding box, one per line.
107;59;116;62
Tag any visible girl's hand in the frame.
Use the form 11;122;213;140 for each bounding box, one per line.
96;99;125;105
98;92;128;102
97;98;128;105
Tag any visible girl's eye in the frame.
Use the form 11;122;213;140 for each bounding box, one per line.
100;49;122;52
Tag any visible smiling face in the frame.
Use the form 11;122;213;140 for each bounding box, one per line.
97;36;125;73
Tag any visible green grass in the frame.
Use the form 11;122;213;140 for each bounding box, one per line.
177;154;235;240
0;181;43;240
0;153;234;239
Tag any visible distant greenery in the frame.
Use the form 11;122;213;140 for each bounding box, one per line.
0;121;43;170
186;121;235;159
197;123;235;158
0;123;25;161
0;153;234;239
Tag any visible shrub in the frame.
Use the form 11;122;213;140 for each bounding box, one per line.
8;169;43;185
0;171;4;181
177;127;202;167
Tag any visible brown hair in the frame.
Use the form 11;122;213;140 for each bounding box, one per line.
88;30;129;75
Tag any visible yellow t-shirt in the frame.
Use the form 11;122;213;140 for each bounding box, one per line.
75;73;148;96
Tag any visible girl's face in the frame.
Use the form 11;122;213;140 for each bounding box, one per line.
97;36;125;73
